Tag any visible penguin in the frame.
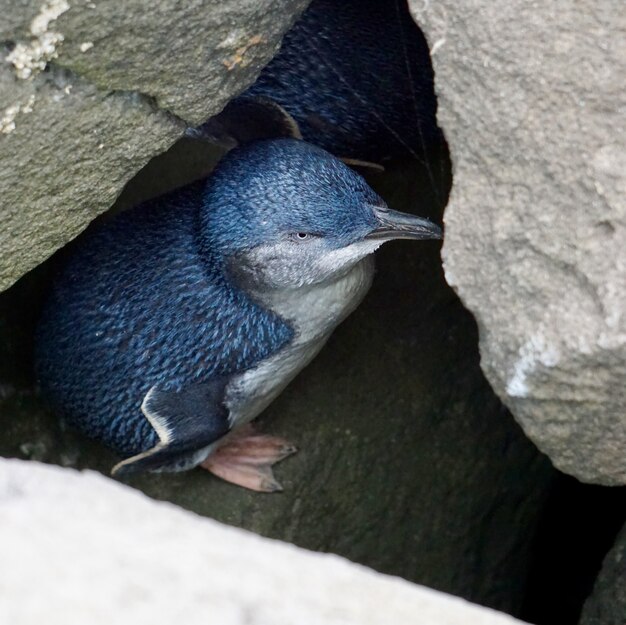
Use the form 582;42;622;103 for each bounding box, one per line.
35;138;442;492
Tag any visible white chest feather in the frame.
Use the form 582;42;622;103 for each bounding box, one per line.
225;256;375;426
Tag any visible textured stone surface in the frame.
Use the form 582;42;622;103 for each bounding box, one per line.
0;149;554;616
0;64;182;292
54;0;310;124
411;1;626;484
0;0;309;291
0;459;529;625
579;523;626;625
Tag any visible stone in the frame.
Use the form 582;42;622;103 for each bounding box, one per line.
0;149;554;616
53;0;310;125
0;63;182;292
579;523;626;625
0;0;309;291
0;458;530;625
410;1;626;485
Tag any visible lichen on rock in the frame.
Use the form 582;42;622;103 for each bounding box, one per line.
6;0;70;79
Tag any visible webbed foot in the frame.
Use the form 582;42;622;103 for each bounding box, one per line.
201;424;297;493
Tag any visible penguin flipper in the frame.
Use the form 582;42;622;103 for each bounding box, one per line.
186;96;302;147
111;379;231;476
339;157;385;174
188;96;385;173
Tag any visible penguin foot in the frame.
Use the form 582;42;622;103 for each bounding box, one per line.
201;425;297;493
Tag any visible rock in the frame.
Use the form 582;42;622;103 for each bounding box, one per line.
410;1;626;484
0;458;529;625
0;64;182;292
0;149;554;616
0;0;309;291
53;0;310;125
579;523;626;625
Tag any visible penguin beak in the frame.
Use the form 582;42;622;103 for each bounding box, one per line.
365;206;443;241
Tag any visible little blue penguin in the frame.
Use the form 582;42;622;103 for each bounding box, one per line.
35;138;441;492
194;0;440;163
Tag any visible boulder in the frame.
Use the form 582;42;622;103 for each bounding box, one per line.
0;0;309;291
410;1;626;485
579;523;626;625
0;457;529;625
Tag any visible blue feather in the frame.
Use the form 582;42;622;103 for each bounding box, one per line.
238;0;440;161
36;181;294;456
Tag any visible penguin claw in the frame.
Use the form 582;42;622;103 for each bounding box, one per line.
200;425;296;493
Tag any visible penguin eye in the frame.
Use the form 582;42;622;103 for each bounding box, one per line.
290;232;314;242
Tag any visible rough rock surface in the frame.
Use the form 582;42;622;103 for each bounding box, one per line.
580;522;626;625
0;150;554;616
0;0;309;291
0;459;529;625
411;1;626;484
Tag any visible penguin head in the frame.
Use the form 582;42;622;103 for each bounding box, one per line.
201;138;441;289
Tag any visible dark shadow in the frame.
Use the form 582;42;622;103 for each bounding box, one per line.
521;474;626;625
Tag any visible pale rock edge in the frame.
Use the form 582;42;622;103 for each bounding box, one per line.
0;459;526;625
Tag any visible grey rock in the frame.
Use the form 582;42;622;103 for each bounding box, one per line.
0;0;309;291
0;458;530;625
0;64;182;292
54;0;310;125
410;1;626;484
0;149;554;616
0;1;44;39
580;523;626;625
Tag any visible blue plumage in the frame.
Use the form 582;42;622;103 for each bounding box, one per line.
35;177;294;458
232;0;439;161
201;139;382;254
